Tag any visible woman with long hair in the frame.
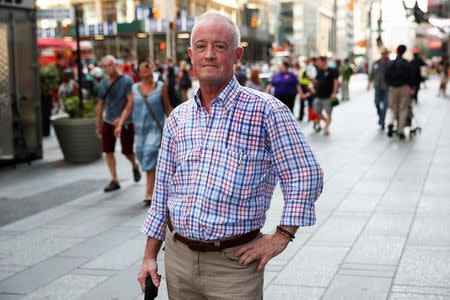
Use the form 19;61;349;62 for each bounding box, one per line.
115;59;173;205
245;68;262;91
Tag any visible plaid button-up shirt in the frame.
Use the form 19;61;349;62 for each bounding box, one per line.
142;77;323;241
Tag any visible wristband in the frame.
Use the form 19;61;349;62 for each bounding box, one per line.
276;226;295;242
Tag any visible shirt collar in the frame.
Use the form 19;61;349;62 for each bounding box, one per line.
194;77;240;112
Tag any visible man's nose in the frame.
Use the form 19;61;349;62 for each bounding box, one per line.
204;45;217;59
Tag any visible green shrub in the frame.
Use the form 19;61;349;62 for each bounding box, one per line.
63;96;96;118
39;65;60;95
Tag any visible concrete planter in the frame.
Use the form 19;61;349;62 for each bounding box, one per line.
52;117;102;163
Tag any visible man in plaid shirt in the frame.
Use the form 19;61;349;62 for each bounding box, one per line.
138;11;324;299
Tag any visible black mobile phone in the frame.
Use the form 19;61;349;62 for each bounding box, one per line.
144;276;158;300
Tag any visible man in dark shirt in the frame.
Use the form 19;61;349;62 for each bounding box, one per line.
384;45;414;139
409;48;426;103
313;56;339;136
369;48;389;129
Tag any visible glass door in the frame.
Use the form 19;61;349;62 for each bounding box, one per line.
0;22;13;159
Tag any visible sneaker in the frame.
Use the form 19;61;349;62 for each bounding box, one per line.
387;124;394;138
313;122;322;133
104;181;120;192
133;167;141;182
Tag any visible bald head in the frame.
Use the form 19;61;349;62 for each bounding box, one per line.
190;11;240;48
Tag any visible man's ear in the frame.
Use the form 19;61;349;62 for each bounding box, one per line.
188;47;193;60
235;47;244;64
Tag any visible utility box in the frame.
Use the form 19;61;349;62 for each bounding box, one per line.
0;1;42;164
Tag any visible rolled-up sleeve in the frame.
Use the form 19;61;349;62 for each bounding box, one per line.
265;105;324;227
141;114;177;240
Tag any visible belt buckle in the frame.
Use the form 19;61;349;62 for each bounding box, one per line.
188;240;220;252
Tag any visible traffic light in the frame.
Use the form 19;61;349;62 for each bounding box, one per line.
250;15;258;28
152;7;159;20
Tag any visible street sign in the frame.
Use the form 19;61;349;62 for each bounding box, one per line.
37;8;74;21
0;0;35;10
77;22;117;37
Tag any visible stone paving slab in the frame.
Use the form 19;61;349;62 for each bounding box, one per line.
0;256;87;294
407;216;450;248
309;215;367;246
79;261;143;300
20;274;108;300
81;238;144;270
0;75;449;299
59;227;139;258
0;236;83;267
346;235;406;265
264;285;325;300
323;275;392;300
393;247;450;287
389;293;448;299
273;246;349;287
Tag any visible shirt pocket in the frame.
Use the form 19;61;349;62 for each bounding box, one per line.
208;146;270;202
170;147;201;196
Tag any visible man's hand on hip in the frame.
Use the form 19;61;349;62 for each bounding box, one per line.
235;232;289;272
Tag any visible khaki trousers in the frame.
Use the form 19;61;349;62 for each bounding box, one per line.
164;228;263;300
388;85;410;134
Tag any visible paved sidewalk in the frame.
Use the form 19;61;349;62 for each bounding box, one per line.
0;74;449;299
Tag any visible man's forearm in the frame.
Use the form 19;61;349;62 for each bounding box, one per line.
95;101;104;127
143;237;163;261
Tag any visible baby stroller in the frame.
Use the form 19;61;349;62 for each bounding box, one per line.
386;100;422;140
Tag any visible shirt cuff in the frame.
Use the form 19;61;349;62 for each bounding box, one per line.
140;209;167;241
280;200;316;227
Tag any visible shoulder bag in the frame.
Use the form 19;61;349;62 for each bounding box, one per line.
138;83;164;143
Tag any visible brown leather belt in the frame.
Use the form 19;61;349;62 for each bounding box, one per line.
167;220;260;252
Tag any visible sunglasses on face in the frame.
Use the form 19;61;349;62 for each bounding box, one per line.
140;64;151;70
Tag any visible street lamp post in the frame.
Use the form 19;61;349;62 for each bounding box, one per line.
74;4;83;113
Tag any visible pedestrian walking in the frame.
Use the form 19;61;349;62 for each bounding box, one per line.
234;64;248;86
409;48;426;103
166;65;182;108
298;61;315;122
313;56;339;136
339;58;353;101
177;66;192;102
115;59;173;205
245;67;263;91
95;55;141;192
437;56;449;97
384;45;414;139
368;48;390;130
265;60;302;112
137;11;324;300
56;68;79;113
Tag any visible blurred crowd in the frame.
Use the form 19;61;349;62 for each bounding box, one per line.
52;46;450;141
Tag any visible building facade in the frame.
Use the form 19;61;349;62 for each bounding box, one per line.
336;0;353;59
36;0;274;64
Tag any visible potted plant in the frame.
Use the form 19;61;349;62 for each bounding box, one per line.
52;95;102;163
39;65;59;137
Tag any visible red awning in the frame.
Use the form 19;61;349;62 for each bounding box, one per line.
37;38;76;49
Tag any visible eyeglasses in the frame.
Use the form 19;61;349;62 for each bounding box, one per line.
139;64;151;71
192;42;229;53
